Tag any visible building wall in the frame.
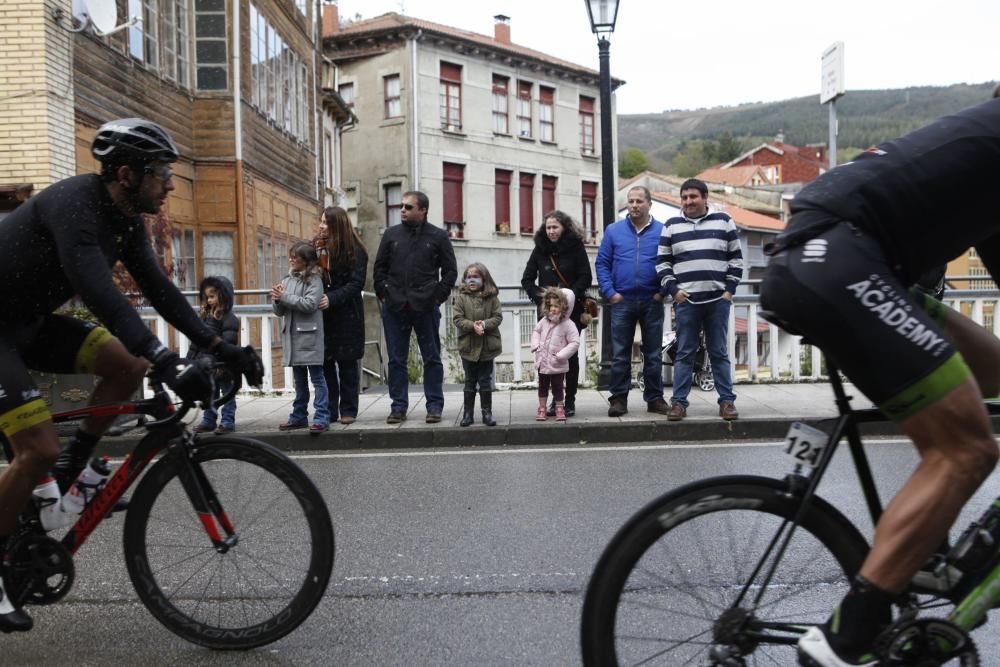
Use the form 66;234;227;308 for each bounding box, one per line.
0;0;75;189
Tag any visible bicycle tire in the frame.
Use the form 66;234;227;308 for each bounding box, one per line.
581;475;869;666
123;436;334;649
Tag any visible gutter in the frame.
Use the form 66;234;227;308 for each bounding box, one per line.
410;29;422;189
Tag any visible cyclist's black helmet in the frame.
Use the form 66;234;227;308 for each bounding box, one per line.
91;118;179;166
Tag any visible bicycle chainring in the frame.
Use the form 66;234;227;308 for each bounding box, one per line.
2;534;75;606
874;617;979;666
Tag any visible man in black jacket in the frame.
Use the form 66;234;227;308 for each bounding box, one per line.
372;191;457;423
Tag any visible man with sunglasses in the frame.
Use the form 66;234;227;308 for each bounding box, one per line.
373;190;457;424
0;118;262;631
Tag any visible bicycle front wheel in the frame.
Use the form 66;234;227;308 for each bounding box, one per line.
581;476;869;666
123;436;334;649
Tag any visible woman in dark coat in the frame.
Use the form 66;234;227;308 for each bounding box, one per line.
316;206;368;424
520;210;593;416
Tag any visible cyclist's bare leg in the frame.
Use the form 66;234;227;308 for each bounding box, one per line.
80;338;148;436
0;422;60;536
859;377;998;592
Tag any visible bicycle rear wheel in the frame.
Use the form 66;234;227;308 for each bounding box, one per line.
123;436;334;649
581;475;869;666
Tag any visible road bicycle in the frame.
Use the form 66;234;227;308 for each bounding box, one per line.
581;351;1000;665
1;365;335;650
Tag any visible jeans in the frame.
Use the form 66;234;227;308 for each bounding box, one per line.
609;299;666;402
382;304;444;414
200;382;237;429
289;365;331;426
671;298;736;407
324;358;360;420
462;358;494;392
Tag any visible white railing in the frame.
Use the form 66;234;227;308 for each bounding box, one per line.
135;285;1000;394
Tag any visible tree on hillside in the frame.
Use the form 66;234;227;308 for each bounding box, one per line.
619;147;650;178
714;131;744;162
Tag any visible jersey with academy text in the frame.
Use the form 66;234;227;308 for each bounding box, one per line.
783;98;1000;283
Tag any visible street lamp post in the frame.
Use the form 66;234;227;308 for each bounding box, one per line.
585;0;620;391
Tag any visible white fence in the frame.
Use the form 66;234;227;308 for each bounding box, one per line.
137;286;1000;394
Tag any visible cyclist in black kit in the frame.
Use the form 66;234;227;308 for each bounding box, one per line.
0;119;262;632
761;98;1000;666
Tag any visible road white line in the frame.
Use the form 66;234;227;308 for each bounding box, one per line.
284;439;914;461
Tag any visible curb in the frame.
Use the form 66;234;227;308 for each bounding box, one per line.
92;415;943;456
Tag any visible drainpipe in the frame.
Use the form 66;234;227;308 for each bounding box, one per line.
312;3;321;203
410;29;422;189
232;0;247;292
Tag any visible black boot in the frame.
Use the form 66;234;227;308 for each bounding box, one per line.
480;391;496;427
460;391;476;427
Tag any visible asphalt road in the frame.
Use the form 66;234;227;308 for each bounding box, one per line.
7;439;1000;665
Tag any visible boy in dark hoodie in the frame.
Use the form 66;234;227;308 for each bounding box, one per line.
190;276;240;433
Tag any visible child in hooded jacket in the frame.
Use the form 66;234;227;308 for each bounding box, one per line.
530;287;580;421
453;263;503;427
189;276;239;434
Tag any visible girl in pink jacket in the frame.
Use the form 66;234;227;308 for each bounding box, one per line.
531;287;580;421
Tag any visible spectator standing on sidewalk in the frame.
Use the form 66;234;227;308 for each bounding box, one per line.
273;241;330;434
521;210;592;417
453;263;502;427
595;186;669;417
657;178;743;422
531;288;580;422
315;207;367;425
189;276;239;434
372;191;457;424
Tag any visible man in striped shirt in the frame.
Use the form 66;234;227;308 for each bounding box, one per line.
656;179;743;421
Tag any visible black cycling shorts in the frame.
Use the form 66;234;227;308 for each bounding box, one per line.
0;315;116;438
760;221;970;422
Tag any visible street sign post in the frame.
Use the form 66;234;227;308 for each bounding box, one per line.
820;41;845;169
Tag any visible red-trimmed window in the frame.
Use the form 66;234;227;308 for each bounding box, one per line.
582;180;598;240
517;80;532;138
579;95;595;155
519;173;535;234
539;86;555;142
495;169;512;232
440;62;462;131
443;162;465;224
542;175;557;216
492;74;509;134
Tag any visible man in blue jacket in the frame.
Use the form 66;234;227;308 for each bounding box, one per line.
596;186;670;417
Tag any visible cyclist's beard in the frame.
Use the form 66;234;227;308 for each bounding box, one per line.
121;182;159;216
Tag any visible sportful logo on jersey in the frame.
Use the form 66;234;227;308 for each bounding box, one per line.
846;276;946;354
863;147;888;156
801;239;827;263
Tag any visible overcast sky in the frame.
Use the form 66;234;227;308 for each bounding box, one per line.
335;0;1000;115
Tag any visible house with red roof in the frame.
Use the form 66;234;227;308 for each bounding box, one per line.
721;138;828;184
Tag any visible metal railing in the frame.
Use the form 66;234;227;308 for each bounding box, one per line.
135;283;1000;394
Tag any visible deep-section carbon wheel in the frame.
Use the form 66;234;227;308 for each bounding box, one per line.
123;437;334;649
581;476;869;666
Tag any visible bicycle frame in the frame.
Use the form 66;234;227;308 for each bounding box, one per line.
742;353;1000;645
49;390;234;557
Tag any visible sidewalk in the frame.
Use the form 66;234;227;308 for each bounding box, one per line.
99;382;913;453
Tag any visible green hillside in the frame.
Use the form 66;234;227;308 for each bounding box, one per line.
619;82;997;175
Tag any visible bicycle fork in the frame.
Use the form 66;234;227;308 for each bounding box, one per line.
169;446;238;553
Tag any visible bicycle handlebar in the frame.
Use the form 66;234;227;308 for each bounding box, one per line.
143;361;243;428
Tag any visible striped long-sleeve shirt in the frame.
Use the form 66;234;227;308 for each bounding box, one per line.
656;210;743;303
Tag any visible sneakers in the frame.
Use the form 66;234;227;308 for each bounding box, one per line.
278;421;308;431
798;626;877;667
608;397;628;417
555;404;567;421
536;406;547;421
309;423;329;435
214;425;235;435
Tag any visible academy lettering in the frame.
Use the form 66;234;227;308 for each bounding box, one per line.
846;280;944;352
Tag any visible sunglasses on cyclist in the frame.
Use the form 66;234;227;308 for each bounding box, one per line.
144;163;174;181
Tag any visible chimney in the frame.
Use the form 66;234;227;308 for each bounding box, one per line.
494;14;510;44
323;1;340;37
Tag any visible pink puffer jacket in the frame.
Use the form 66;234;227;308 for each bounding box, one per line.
531;288;581;374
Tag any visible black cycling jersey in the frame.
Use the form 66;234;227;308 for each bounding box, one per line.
780;97;1000;285
0;174;215;358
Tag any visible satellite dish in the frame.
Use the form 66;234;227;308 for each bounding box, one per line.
70;0;89;26
83;0;121;35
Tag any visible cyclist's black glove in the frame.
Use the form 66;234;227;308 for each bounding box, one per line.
152;349;214;405
213;342;265;388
